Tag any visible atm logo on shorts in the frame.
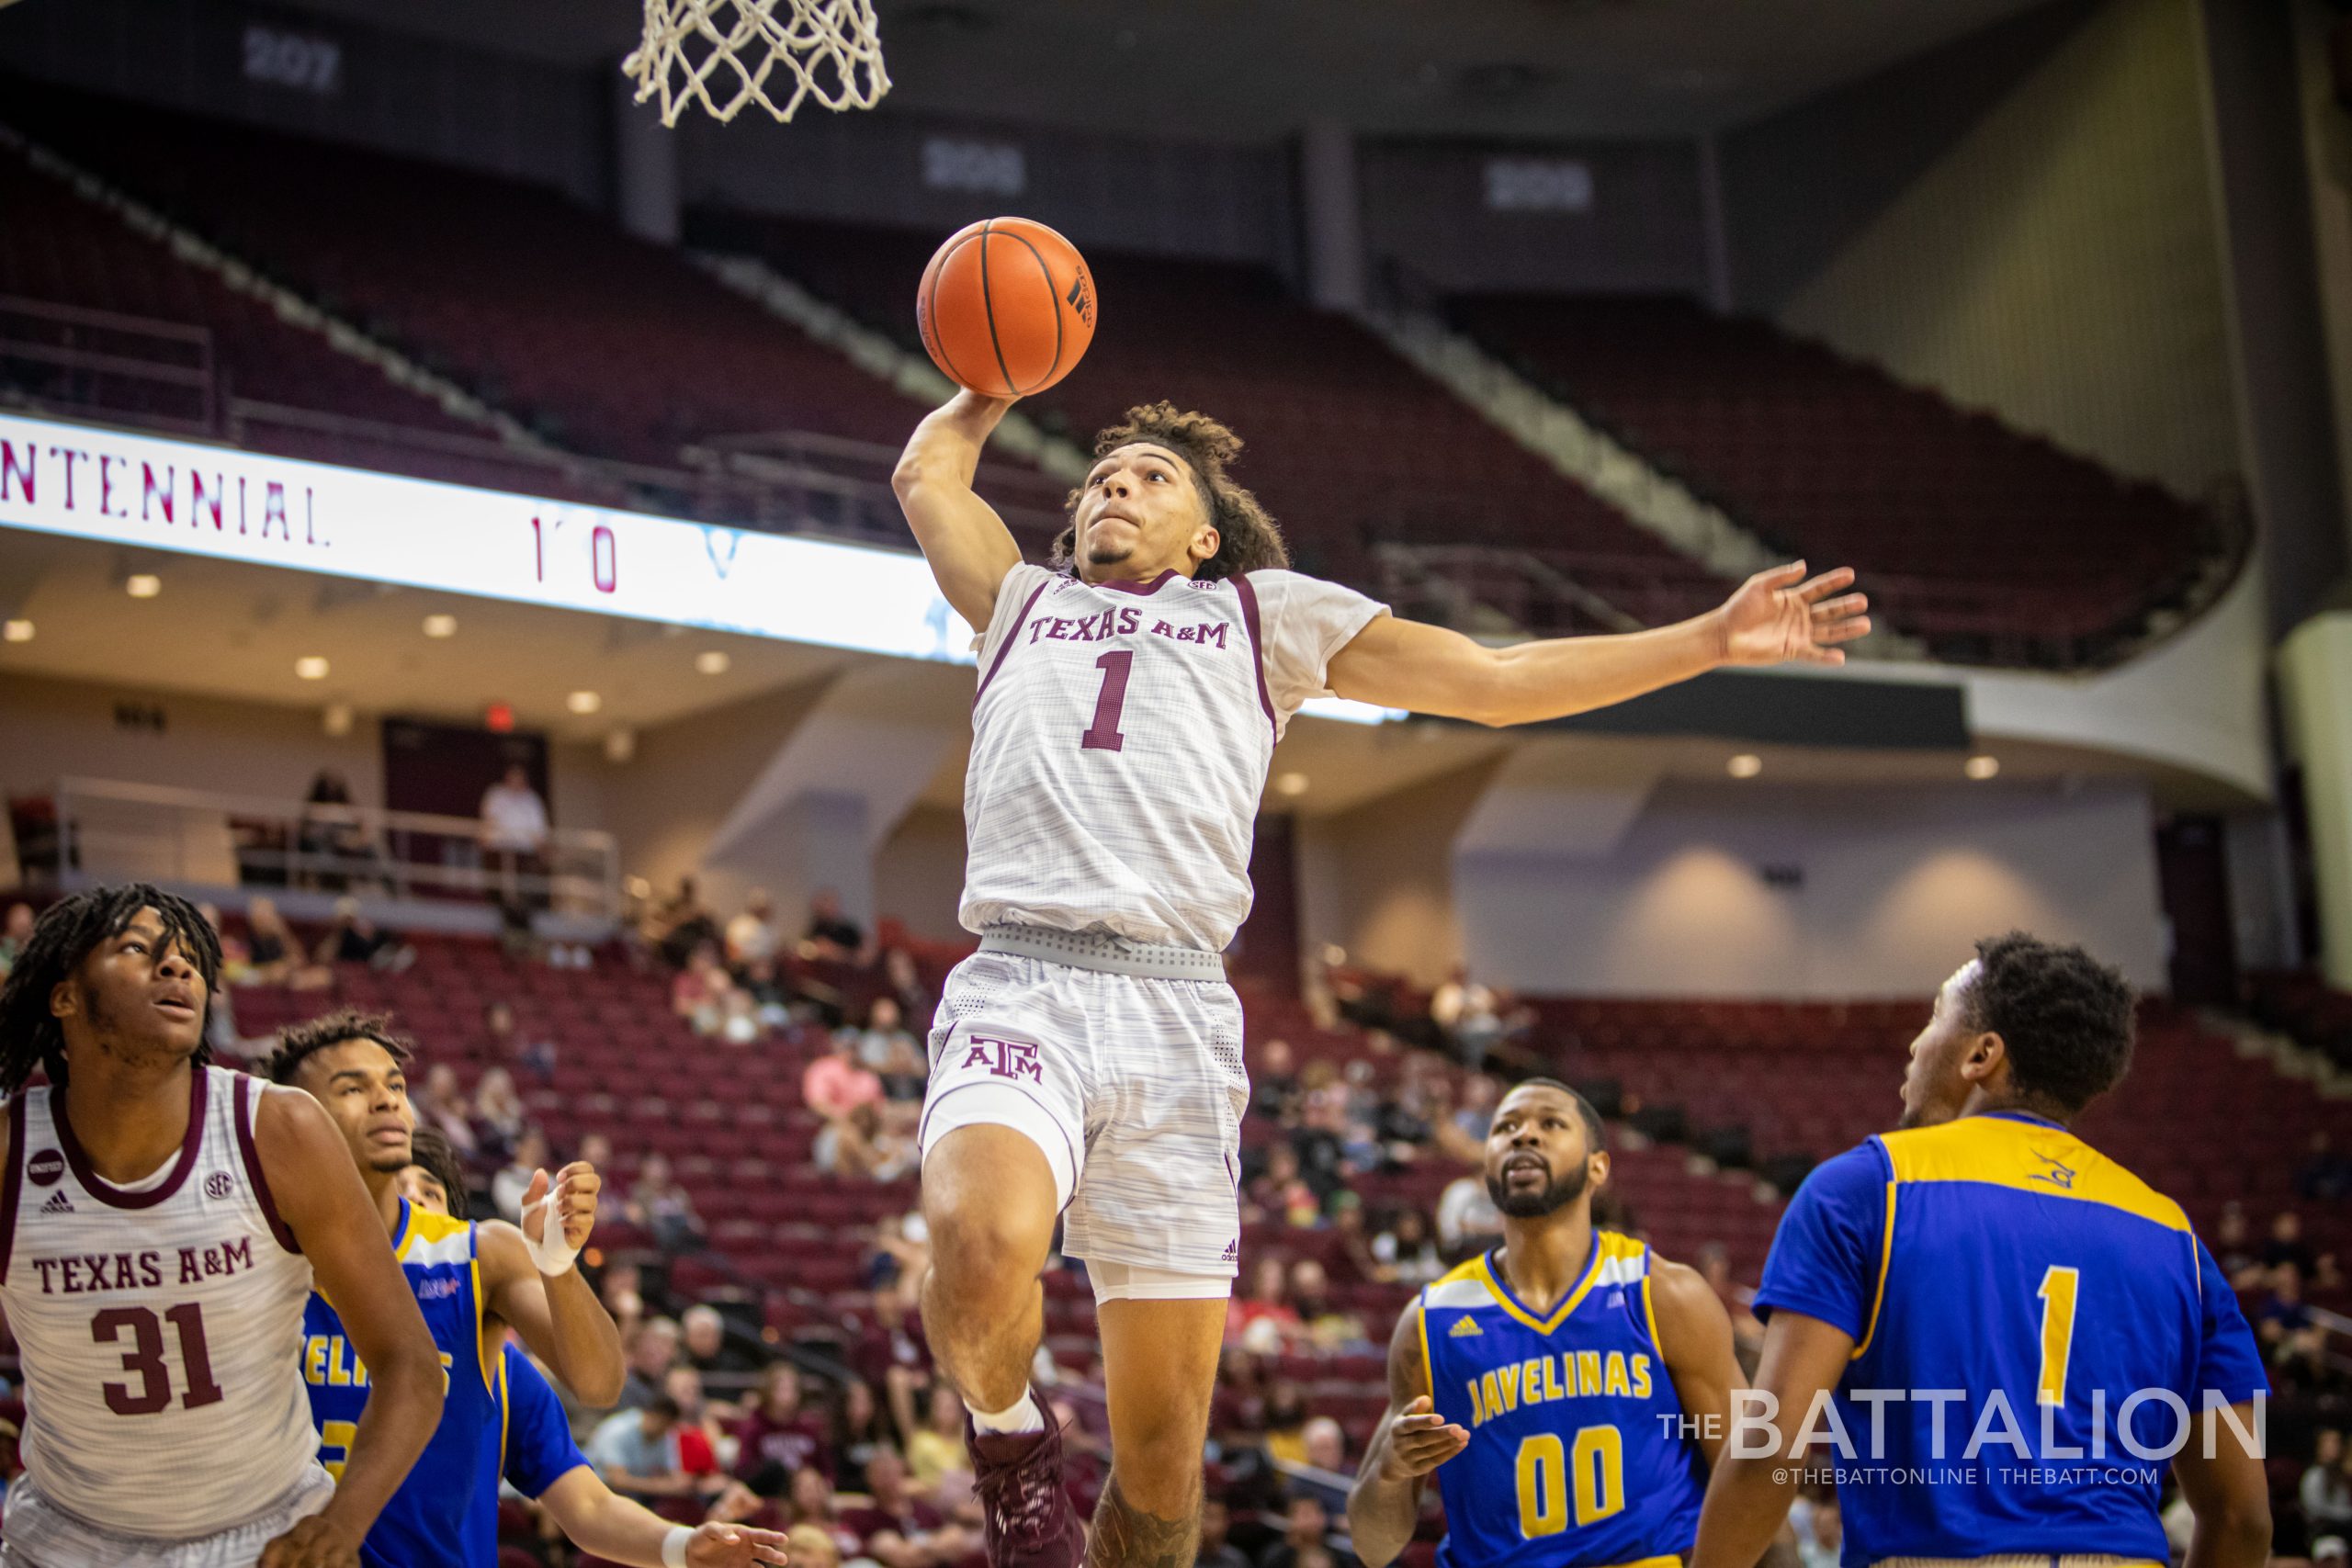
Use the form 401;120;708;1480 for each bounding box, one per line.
958;1035;1044;1085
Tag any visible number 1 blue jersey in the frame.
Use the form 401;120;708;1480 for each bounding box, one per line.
1422;1232;1705;1568
1757;1111;2267;1567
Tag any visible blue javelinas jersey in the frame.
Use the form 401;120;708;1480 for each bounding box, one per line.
1422;1232;1705;1568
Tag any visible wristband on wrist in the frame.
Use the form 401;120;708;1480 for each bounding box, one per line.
662;1524;693;1568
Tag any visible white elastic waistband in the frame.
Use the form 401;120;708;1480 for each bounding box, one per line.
978;923;1227;980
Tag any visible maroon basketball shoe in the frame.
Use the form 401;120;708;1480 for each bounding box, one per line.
968;1400;1085;1568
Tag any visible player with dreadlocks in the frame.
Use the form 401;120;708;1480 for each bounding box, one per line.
0;885;441;1568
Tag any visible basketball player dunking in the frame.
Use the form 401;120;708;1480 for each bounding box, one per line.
0;886;443;1568
892;389;1871;1568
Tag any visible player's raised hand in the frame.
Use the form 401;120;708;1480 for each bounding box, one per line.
1377;1395;1469;1480
685;1520;792;1566
523;1161;602;1251
1715;562;1871;667
257;1516;362;1568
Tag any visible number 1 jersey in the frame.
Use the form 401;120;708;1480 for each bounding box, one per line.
0;1066;324;1538
961;564;1385;952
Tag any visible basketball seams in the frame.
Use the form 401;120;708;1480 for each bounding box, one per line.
922;230;983;394
977;219;1019;399
992;228;1063;394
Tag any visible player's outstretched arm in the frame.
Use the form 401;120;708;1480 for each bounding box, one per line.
482;1162;628;1407
254;1087;443;1568
1687;1309;1853;1568
537;1467;791;1567
893;389;1026;633
2172;1402;2272;1568
1349;1302;1468;1568
1327;563;1870;727
1648;1258;1744;1472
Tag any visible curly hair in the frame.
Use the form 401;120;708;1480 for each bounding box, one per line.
262;1007;413;1086
405;1123;470;1220
1053;401;1289;582
0;886;220;1095
1962;931;2136;1115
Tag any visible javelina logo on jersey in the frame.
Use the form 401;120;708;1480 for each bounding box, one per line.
958;1034;1044;1085
204;1172;234;1201
26;1149;62;1188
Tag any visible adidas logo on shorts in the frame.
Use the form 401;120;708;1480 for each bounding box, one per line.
39;1190;73;1215
1220;1239;1239;1263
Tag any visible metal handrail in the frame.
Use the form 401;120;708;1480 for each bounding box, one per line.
54;776;622;919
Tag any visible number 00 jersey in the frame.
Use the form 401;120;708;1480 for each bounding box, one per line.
1757;1111;2268;1567
304;1196;504;1568
962;564;1385;953
1422;1233;1705;1568
0;1066;325;1539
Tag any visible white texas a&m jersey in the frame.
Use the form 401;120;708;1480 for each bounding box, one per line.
0;1066;326;1537
961;564;1386;951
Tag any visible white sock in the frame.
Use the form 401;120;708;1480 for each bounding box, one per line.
969;1390;1046;1436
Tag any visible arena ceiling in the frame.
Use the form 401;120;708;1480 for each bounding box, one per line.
261;0;2066;139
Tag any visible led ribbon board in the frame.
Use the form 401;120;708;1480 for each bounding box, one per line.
0;412;1396;723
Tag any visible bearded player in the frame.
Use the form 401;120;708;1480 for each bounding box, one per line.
0;886;442;1568
891;389;1869;1568
1349;1080;1739;1568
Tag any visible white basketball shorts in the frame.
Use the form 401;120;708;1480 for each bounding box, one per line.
1;1465;333;1568
918;929;1250;1293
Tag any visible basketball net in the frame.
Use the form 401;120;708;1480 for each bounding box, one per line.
625;0;889;127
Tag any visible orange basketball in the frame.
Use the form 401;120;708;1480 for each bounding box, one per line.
917;217;1097;398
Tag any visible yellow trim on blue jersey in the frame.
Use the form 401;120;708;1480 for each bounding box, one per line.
1853;1181;1898;1359
396;1201;499;1396
1640;1263;1663;1353
1476;1231;1644;1337
1877;1116;2191;1233
469;1256;492;1395
1416;1292;1434;1392
495;1348;511;1484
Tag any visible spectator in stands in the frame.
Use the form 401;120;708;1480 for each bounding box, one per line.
1435;1169;1503;1258
783;1466;863;1560
727;888;781;969
479;762;549;912
831;1378;893;1491
297;769;376;890
312;895;413;972
1331;1194;1381;1283
1286;1418;1351;1515
482;998;556;1080
903;1384;970;1504
854;1279;932;1439
815;1101;915;1181
1255;1038;1301;1123
803;888;864;962
492;1127;551;1224
803;1030;884;1122
779;1524;841;1568
618;1316;682;1411
412;1063;480;1160
2305;1430;2352;1534
1438;1073;1501;1163
735;1364;832;1494
1256;1494;1333;1568
673;943;737;1035
0;901;34;981
862;1217;933;1293
880;946;934;1024
718;987;766;1045
1228;1258;1304;1354
1246;1142;1320;1229
840;1446;972;1568
2256;1264;2327;1381
598;1258;646;1345
242;897;330;988
682;1304;762;1380
2265;1210;2340;1288
471;1066;528;1164
1431;966;1506;1068
628;1152;707;1255
853;997;917;1067
665;1365;729;1483
2214;1202;2259;1288
1369;1207;1442;1286
585;1395;718;1505
1197;1498;1250;1568
1288;1261;1367;1352
741;956;794;1028
652;878;719;970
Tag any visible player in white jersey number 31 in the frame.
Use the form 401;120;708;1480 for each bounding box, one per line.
892;391;1871;1568
0;886;444;1568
